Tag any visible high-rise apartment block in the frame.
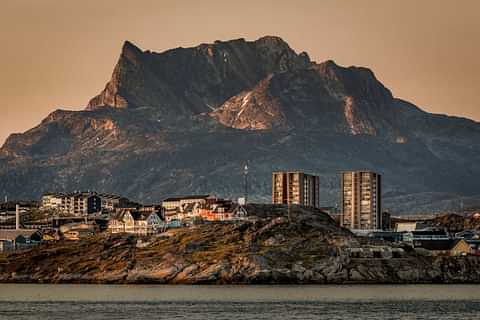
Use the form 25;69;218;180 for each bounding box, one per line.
341;171;381;230
272;171;320;208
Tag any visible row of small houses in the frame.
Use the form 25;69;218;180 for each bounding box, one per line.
40;193;241;222
0;194;246;252
107;196;247;234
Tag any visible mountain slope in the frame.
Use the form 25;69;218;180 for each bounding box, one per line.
210;60;405;139
1;36;480;214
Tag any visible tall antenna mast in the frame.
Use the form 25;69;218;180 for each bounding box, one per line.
223;52;228;78
244;162;249;204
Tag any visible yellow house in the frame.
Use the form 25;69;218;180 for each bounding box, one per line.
449;239;472;256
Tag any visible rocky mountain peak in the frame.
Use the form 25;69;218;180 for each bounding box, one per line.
86;36;312;114
253;36;311;72
120;40;143;62
85;41;145;111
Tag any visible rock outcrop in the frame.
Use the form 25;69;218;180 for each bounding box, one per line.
1;205;479;284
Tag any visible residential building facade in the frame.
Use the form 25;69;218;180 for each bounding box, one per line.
195;199;237;222
162;195;213;223
63;192;101;216
272;171;320;208
341;171;382;230
108;210;163;235
98;194;131;211
41;192;103;216
41;193;65;210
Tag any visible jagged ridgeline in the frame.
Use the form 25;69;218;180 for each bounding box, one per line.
1;36;480;213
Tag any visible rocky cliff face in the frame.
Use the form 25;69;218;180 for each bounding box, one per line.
210;60;403;138
1;206;479;284
1;36;480;213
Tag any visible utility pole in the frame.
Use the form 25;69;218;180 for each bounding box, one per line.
288;201;292;224
16;204;20;230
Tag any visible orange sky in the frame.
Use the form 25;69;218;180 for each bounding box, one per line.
1;0;479;145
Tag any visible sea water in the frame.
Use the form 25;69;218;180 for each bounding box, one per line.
0;284;479;319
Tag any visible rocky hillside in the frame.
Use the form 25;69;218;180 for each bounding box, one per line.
423;213;480;232
1;36;480;213
1;205;480;284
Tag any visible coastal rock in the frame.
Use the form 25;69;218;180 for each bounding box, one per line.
0;206;318;283
2;205;479;284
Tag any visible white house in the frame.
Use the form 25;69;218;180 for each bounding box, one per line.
108;210;163;235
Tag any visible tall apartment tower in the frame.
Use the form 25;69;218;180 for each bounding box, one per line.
272;171;320;208
341;171;382;230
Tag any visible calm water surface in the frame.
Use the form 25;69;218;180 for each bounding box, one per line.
0;284;479;319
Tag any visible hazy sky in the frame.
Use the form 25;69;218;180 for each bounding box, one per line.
1;0;479;145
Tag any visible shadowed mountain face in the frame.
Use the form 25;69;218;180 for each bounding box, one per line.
1;36;480;214
86;36;310;115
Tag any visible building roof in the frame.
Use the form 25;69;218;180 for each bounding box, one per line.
340;170;381;175
163;195;210;202
272;171;319;177
42;192;66;197
59;223;96;233
43;191;99;198
412;230;448;236
414;239;465;251
98;193;128;200
0;229;40;241
110;210;129;221
131;211;154;221
111;210;156;222
66;192;100;198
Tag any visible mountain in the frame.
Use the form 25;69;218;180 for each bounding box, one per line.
1;36;480;214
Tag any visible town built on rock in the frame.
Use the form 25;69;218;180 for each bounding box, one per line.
1;170;479;257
